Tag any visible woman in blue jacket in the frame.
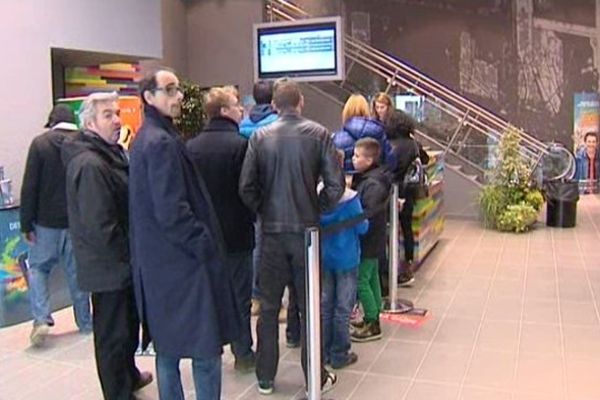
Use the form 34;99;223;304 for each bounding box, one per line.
333;94;396;172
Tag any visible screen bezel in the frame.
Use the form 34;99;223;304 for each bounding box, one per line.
253;16;344;82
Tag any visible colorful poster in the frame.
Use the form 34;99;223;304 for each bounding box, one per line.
573;93;600;193
0;207;29;327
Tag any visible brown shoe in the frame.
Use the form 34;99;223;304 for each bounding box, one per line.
134;371;153;391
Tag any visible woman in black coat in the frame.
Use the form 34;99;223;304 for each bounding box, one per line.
387;111;430;284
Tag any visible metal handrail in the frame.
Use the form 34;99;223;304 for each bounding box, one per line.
265;0;579;182
265;0;548;159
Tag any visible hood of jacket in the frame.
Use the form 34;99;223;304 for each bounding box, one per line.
320;188;360;224
343;116;385;141
62;129;128;169
249;104;277;123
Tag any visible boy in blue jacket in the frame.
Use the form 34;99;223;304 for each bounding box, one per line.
320;150;369;369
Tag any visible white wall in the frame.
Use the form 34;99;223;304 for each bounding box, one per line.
0;0;162;195
186;0;263;96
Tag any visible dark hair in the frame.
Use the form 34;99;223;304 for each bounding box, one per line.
138;67;176;106
253;80;273;104
355;137;381;161
584;131;598;142
386;110;415;140
273;79;301;111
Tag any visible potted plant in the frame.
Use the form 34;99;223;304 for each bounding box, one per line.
174;80;207;141
479;127;544;233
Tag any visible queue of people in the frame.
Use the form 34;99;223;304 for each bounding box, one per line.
20;71;428;399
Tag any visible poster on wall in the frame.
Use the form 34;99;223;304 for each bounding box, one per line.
573;92;600;194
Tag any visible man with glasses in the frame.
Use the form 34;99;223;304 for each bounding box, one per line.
62;92;152;399
187;86;256;373
129;69;238;400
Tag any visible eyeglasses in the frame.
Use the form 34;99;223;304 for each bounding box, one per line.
154;86;183;97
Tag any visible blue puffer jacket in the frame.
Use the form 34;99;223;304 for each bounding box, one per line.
239;104;278;139
320;188;369;271
333;116;396;172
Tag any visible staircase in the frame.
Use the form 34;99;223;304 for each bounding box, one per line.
265;0;558;186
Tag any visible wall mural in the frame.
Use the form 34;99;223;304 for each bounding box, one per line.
292;0;599;146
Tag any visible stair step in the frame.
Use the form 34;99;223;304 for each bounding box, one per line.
446;163;462;171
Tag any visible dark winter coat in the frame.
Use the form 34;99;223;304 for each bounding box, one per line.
239;112;345;233
187;117;255;254
389;135;430;199
129;106;239;359
352;165;392;259
20;123;78;232
333;116;396;173
62;130;131;292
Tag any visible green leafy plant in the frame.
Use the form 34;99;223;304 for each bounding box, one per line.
174;80;207;141
478;127;544;233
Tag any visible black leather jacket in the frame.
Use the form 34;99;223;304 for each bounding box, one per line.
239;113;345;233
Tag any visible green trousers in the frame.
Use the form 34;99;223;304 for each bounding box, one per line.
357;258;381;322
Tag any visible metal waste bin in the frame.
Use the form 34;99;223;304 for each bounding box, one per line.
545;180;579;228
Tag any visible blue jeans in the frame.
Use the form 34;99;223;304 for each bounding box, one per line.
322;268;358;367
155;354;222;400
225;252;254;360
27;225;91;331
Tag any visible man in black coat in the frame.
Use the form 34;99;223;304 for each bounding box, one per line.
20;104;92;346
62;92;152;399
129;69;238;400
186;86;256;372
239;79;345;395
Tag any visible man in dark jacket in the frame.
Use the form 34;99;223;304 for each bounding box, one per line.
20;104;91;346
129;69;238;400
186;86;256;372
239;79;344;395
62;92;152;399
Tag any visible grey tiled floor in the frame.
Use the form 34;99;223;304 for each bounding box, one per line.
2;195;600;399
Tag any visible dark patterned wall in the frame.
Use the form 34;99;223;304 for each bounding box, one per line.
291;0;598;146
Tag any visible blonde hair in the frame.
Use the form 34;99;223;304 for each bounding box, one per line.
372;92;393;122
342;94;370;124
204;86;239;119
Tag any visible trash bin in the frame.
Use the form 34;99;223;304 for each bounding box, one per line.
544;180;579;228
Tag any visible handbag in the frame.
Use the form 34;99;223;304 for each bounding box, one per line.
403;140;429;199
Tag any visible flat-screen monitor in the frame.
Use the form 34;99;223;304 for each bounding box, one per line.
253;16;344;82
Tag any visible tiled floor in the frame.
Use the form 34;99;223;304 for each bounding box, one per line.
2;195;600;399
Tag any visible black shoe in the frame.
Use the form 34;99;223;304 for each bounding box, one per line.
351;320;382;343
331;352;358;369
234;354;256;373
398;271;415;287
258;380;274;395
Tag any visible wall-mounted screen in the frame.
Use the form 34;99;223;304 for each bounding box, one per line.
253;17;344;82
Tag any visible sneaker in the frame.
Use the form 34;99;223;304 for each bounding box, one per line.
30;324;50;347
398;271;415;287
331;352;358;369
134;371;153;391
286;339;300;348
351;321;382;343
257;380;274;395
321;370;338;393
234;354;256;373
